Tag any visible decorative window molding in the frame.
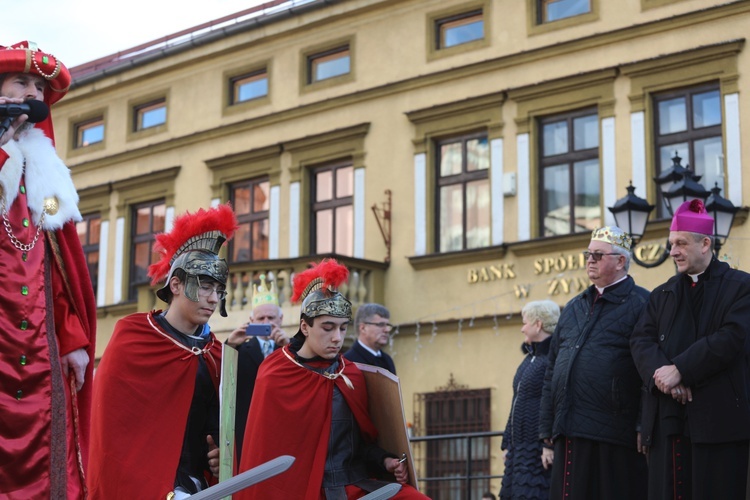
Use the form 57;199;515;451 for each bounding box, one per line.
508;68;616;238
77;182;112;220
127;90;169;141
113;167;179;219
406;93;505;254
222;60;271;116
621;40;742;206
621;41;741;112
206;144;282;201
641;0;687;10
527;0;599;36
110;167;178;302
68;109;107;157
426;0;490;61
284;123;369;255
300;36;355;93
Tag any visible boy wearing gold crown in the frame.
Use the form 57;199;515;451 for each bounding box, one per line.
631;200;750;499
236;259;429;499
227;274;290;461
0;42;97;498
88;204;238;499
539;226;648;500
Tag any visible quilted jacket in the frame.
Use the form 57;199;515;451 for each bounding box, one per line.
539;276;649;448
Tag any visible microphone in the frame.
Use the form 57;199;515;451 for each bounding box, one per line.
0;100;50;137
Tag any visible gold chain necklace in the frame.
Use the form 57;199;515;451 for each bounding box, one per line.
1;160;47;252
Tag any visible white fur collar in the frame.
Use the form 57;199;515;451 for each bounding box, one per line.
0;128;81;230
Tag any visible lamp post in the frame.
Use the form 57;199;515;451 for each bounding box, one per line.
608;153;736;267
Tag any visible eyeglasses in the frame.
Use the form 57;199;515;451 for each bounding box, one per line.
197;280;228;300
582;251;620;262
364;321;393;332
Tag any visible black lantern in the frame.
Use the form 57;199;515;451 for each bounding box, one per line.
608;182;654;245
609;150;738;267
705;182;738;254
654;153;709;216
608;182;668;268
654;152;692;197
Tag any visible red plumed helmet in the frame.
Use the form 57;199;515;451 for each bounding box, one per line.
291;258;349;304
148;203;238;285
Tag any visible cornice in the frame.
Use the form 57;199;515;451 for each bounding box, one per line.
406;92;506;124
65;1;750;175
408;245;507;270
206;144;283;170
111;166;181;193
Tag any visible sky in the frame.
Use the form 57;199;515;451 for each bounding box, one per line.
0;0;273;68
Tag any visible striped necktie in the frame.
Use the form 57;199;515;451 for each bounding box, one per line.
261;340;273;358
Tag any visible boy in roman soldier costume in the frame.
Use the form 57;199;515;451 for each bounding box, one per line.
88;204;237;499
0;41;97;498
237;259;430;499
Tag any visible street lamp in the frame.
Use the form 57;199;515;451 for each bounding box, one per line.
609;182;653;243
608;153;736;267
609;182;669;268
705;182;739;254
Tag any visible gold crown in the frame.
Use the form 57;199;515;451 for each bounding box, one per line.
591;226;632;251
252;274;279;309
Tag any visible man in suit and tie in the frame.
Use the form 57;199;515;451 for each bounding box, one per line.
344;303;397;375
227;275;289;461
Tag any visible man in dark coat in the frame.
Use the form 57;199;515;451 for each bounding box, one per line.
226;274;289;462
344;302;397;375
539;226;648;500
631;199;750;499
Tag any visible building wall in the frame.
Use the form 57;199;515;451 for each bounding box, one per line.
51;0;750;491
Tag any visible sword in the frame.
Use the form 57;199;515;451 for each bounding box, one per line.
359;483;403;500
188;455;295;500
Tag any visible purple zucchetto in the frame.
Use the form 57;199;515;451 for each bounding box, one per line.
670;199;714;235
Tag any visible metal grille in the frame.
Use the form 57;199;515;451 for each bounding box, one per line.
413;375;492;500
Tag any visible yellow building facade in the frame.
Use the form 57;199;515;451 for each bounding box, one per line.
52;0;750;495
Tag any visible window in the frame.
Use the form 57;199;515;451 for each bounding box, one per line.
539;109;600;236
129;200;166;300
414;382;491;499
540;0;591;23
231;69;268;104
74;118;104;148
229;178;270;262
653;83;722;216
134;99;167;131
309;46;350;83
436;133;490;252
437;10;484;49
311;163;353;256
76;213;101;297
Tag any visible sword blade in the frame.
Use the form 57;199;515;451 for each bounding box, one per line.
359;483;403;500
188;455;295;500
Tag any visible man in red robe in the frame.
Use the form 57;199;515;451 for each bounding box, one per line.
87;204;237;499
237;259;430;499
0;41;97;498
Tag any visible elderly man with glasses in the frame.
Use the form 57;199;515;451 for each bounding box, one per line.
538;226;649;500
344;303;397;375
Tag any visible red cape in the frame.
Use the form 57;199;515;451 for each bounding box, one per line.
87;311;222;499
236;346;377;500
51;221;98;471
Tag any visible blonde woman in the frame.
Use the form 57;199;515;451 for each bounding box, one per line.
500;300;560;500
